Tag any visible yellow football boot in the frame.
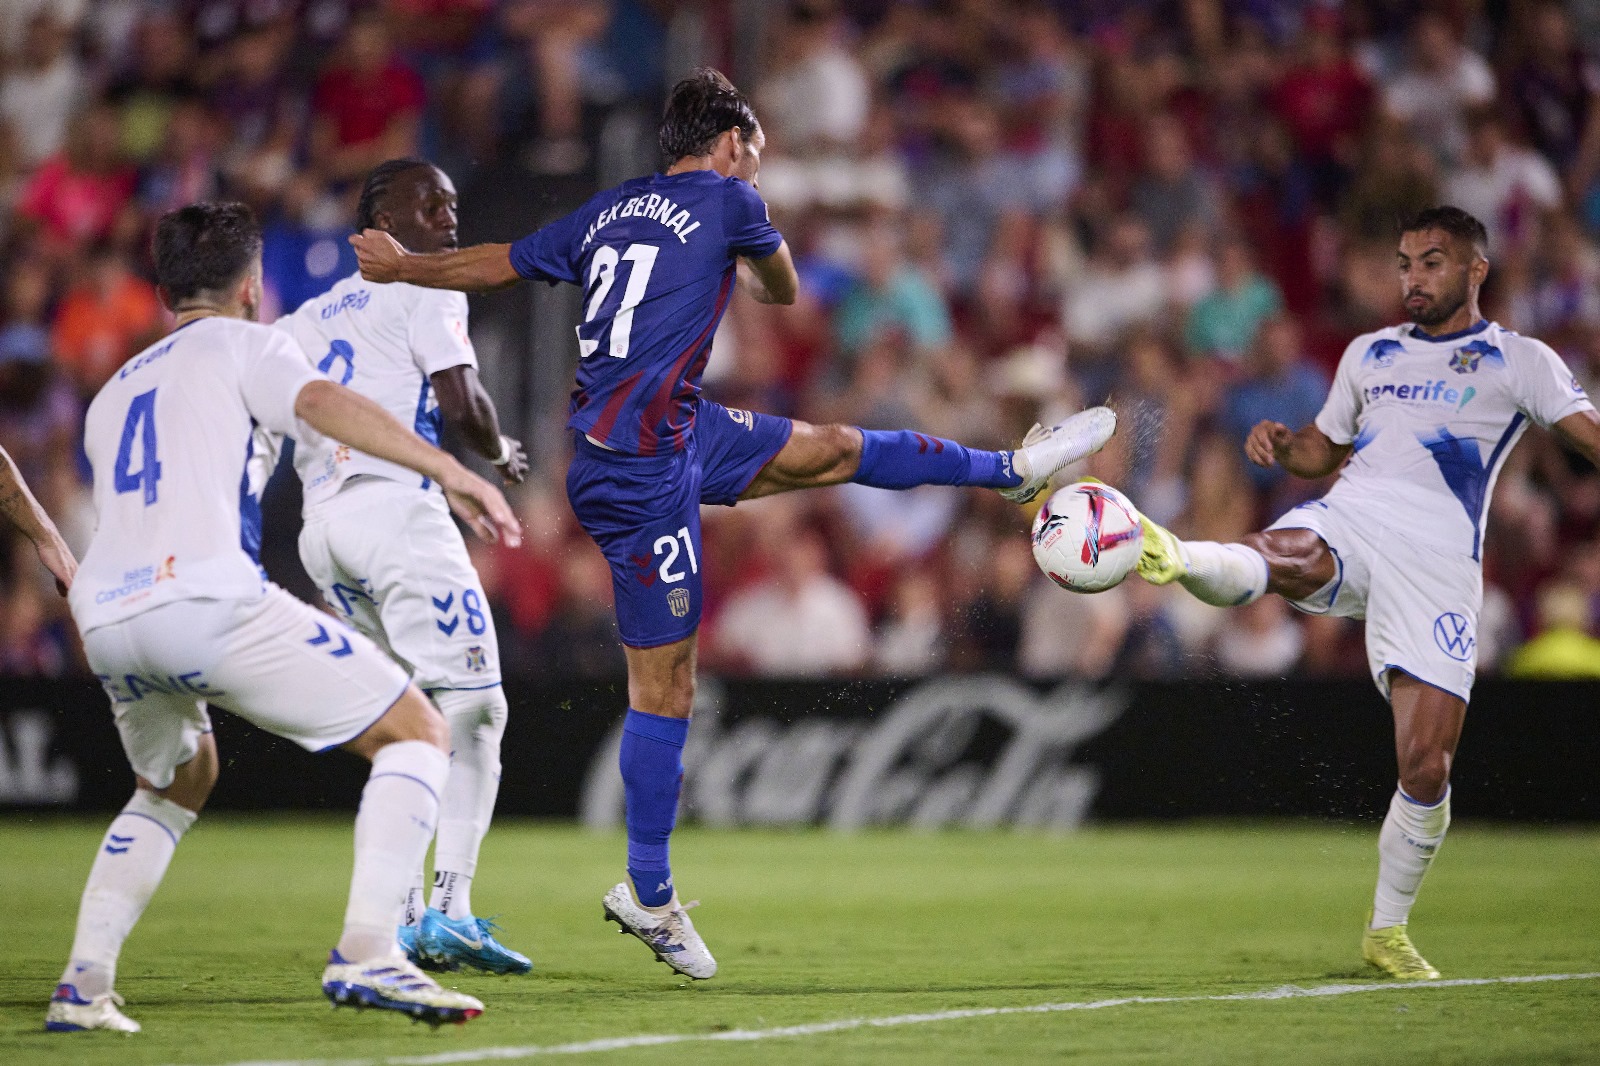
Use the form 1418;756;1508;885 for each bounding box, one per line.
1135;515;1188;585
1362;921;1441;980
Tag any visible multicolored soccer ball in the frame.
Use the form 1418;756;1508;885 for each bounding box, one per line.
1030;482;1144;593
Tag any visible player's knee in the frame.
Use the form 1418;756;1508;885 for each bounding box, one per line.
795;422;861;481
1244;533;1329;600
149;734;220;812
1398;746;1451;804
821;423;863;468
482;688;508;738
357;686;449;755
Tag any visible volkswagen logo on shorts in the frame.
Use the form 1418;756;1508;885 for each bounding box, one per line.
1432;612;1475;661
668;587;691;618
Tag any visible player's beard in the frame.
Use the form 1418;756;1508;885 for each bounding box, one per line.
1405;278;1469;328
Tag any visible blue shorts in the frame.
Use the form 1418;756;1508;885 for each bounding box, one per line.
566;400;793;648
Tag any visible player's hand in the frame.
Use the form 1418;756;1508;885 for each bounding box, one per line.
493;436;529;485
1245;420;1292;468
349;229;407;283
36;537;76;597
439;463;522;548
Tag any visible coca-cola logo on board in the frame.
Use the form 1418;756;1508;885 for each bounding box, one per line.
580;675;1126;830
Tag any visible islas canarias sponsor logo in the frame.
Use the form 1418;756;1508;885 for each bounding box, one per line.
94;556;176;605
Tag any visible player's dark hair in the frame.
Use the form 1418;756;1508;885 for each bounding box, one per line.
1400;205;1489;256
355;157;434;231
152;201;262;305
659;67;759;163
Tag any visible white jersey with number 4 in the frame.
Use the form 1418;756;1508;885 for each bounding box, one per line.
1315;320;1593;561
276;271;476;506
71;317;320;634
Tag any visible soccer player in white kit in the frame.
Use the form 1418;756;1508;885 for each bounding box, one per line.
276;159;533;974
45;203;520;1032
1135;207;1600;979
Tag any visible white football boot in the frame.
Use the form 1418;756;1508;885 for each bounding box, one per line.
602;883;717;979
321;950;485;1025
1000;406;1119;504
45;984;140;1033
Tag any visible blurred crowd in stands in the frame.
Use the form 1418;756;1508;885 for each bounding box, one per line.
4;0;1600;683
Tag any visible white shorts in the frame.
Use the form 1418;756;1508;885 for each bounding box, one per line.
1267;497;1483;702
299;478;502;693
82;585;410;788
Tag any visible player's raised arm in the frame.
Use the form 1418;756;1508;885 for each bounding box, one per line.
0;444;75;594
350;229;522;292
432;365;528;484
294;379;521;545
1244;420;1351;479
738;241;798;305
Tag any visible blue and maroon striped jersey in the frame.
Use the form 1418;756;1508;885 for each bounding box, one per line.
509;170;783;456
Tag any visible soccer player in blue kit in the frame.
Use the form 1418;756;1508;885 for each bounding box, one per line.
351;68;1116;979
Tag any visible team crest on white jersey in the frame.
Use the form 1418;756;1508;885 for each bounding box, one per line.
464;645;488;673
1447;339;1503;375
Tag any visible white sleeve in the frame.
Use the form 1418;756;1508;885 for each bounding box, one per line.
1313;336;1367;445
239;328;322;437
1513;337;1595;429
406;287;477;377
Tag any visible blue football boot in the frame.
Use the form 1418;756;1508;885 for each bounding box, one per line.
416;908;532;975
397;924;454;972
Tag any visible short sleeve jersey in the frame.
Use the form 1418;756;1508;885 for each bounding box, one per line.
275;271;476;505
1315;320;1593;559
72;317;320;632
509;170;782;455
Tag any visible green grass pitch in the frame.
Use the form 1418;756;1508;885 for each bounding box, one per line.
2;817;1597;1065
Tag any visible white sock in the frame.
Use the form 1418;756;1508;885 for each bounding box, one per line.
1177;541;1269;607
402;870;426;927
428;688;507;922
60;790;197;996
338;740;448;963
1371;786;1451;929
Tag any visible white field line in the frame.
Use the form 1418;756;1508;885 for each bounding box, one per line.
166;971;1600;1066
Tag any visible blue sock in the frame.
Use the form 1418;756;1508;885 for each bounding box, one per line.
620;708;690;908
853;429;1021;490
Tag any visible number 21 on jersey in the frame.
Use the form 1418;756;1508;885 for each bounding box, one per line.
577;242;659;360
114;388;162;505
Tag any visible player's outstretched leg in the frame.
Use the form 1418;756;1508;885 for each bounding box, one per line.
414;688;532;975
47;737;217;1034
1136;515;1274;606
324;689;484;1024
738;407;1117;504
848;408;1117;503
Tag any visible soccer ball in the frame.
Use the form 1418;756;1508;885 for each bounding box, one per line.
1030;481;1145;593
